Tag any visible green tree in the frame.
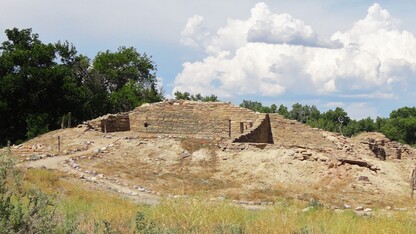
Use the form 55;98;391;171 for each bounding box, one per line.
0;28;85;144
240;100;263;112
277;104;290;118
174;91;219;102
92;47;163;112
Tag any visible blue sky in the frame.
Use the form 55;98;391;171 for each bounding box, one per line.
1;1;416;119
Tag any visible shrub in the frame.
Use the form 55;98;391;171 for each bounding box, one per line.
0;150;58;233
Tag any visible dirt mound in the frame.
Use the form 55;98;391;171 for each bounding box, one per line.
6;121;416;208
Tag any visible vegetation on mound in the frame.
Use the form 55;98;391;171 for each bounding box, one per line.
2;150;416;233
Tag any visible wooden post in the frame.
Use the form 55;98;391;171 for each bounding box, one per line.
58;136;61;153
7;140;11;155
104;121;107;134
228;119;232;138
61;116;65;129
411;168;416;199
68;112;72;128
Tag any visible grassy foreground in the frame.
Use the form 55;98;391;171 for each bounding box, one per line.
21;168;416;233
0;148;415;233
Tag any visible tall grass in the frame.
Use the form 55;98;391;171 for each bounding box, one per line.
21;168;416;233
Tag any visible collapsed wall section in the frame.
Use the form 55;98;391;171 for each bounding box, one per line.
101;114;130;132
269;114;336;150
129;101;262;140
86;113;130;133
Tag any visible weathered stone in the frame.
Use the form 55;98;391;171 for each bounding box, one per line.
355;206;364;211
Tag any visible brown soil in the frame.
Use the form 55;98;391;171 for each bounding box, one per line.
6;125;416;209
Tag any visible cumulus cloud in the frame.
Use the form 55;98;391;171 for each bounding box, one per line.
180;15;211;49
175;2;416;105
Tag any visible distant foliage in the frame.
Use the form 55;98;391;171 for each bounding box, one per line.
0;28;163;145
174;91;218;102
240;100;416;146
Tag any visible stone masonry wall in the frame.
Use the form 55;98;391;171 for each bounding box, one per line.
129;101;263;140
101;114;130;132
233;114;274;144
86;113;130;132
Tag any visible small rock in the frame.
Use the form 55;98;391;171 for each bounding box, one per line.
344;204;351;209
385;206;392;210
358;176;370;182
394;207;408;211
302;206;313;212
364;208;372;212
355;206;364;211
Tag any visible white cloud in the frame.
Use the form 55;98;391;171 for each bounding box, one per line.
180;15;210;49
175;2;416;104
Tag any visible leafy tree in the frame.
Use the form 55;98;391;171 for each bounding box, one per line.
289;103;314;123
270;104;277;113
174;91;219;102
174;91;191;100
0;28;164;145
380;107;416;144
0;28;85;144
277;104;290;118
92;47;163;112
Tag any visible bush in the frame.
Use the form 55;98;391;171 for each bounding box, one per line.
0;150;58;233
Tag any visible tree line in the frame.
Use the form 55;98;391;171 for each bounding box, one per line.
0;28;163;145
1;28;414;147
240;100;416;146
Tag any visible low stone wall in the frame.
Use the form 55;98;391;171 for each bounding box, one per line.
129;101;262;140
86;113;130;132
101;114;130;132
233;114;274;144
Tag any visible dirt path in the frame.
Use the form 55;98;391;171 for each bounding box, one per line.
23;155;72;169
22;149;160;205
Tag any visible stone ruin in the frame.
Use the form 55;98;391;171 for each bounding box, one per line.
87;100;274;143
83;100;415;161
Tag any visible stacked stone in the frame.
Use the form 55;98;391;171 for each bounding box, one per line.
101;114;130;132
129;101;261;140
233;114;274;144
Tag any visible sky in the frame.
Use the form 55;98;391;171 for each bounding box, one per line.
1;0;416;119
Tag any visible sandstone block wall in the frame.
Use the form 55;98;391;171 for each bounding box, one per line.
101;114;130;132
233;114;274;144
129;101;264;140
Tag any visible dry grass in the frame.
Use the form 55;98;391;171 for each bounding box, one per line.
180;137;219;154
23;168;138;233
19;168;416;233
